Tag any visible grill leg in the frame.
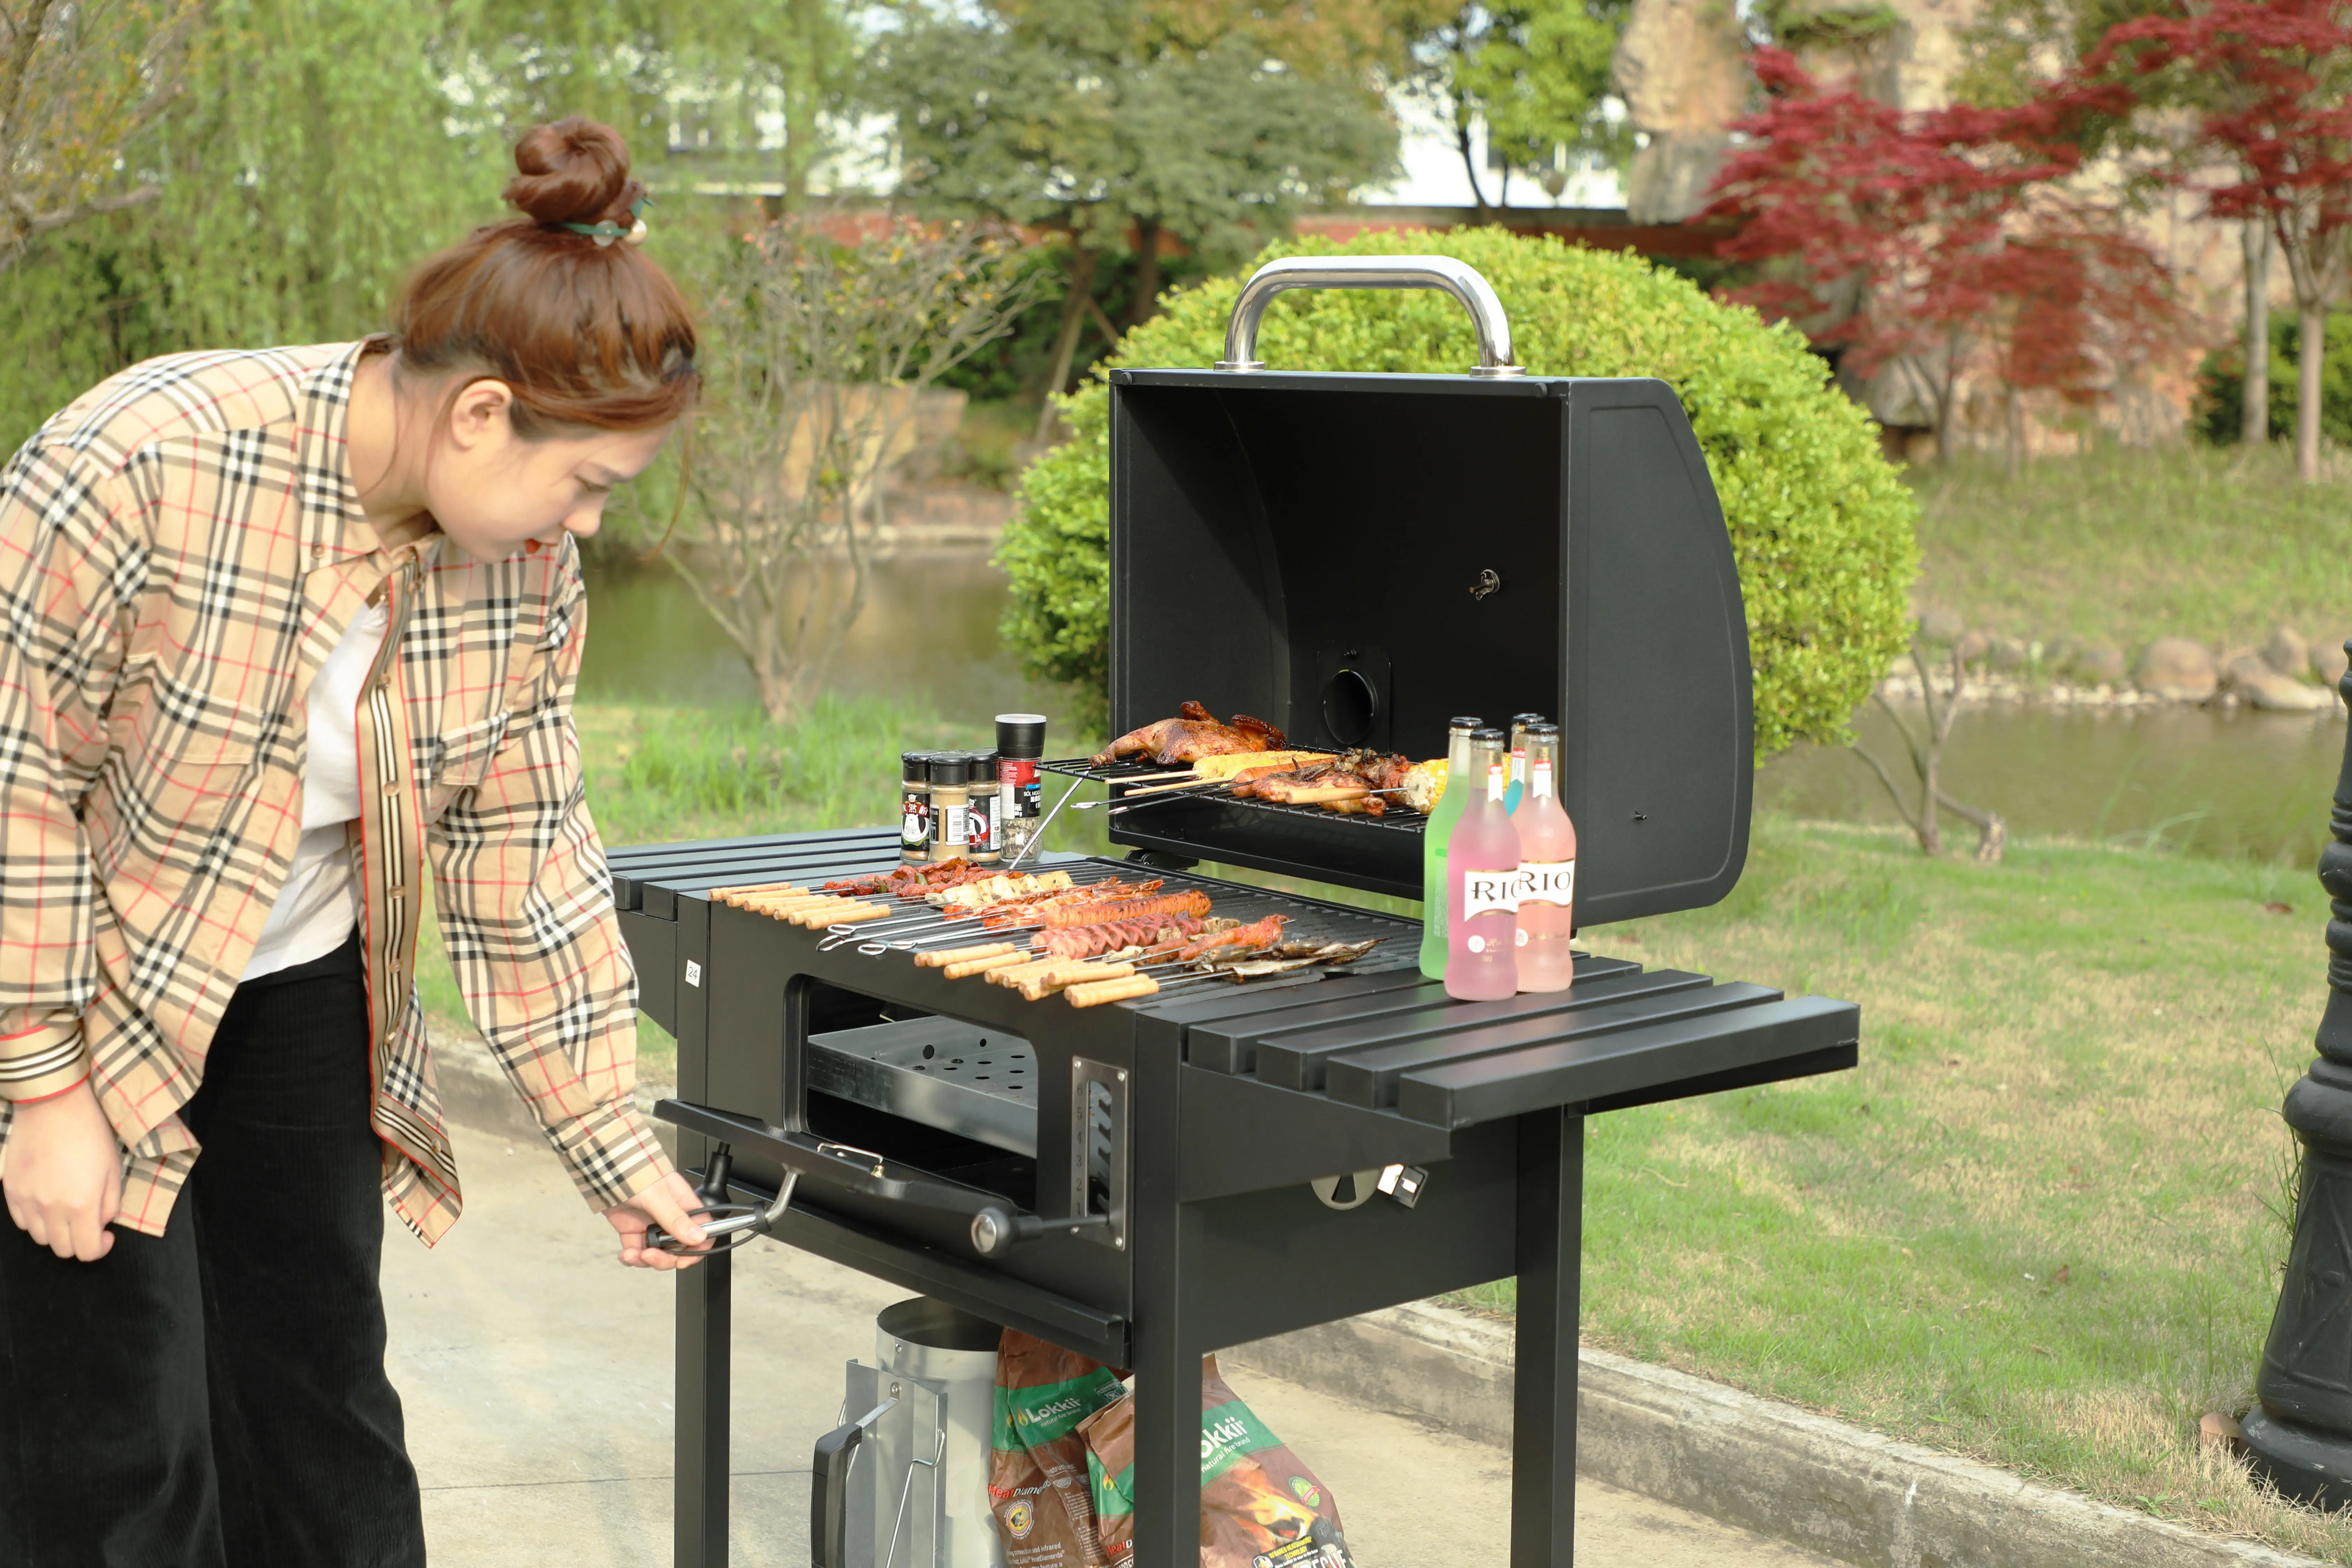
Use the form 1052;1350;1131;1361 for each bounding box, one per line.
677;1247;732;1568
1512;1106;1584;1568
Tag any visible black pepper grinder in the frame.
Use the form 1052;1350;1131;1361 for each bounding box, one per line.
995;714;1048;860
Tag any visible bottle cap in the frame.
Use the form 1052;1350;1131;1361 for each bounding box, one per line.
968;751;999;784
1524;722;1560;738
1469;727;1507;746
901;750;931;782
1510;712;1546;727
930;751;970;785
995;714;1049;760
1447;715;1484;732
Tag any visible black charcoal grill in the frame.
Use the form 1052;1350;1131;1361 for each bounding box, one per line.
616;257;1861;1568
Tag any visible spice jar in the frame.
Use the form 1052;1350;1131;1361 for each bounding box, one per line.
966;752;1001;864
899;751;932;864
995;713;1048;860
927;751;970;863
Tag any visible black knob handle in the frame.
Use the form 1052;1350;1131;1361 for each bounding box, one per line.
971;1206;1114;1256
970;1205;1040;1257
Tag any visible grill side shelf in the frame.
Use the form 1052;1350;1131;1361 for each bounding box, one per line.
1255;967;1710;1095
1322;979;1780;1109
1395;994;1862;1128
1203;954;1647;1086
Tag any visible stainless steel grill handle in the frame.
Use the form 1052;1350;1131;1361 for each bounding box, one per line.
1214;254;1523;377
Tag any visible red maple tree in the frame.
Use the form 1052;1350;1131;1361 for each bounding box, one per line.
2085;0;2352;482
1702;49;2174;469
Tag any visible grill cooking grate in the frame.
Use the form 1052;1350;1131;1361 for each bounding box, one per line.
1036;754;1428;837
823;857;1422;989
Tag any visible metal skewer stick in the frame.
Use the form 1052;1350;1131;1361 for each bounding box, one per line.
1076;779;1230;811
1006;775;1086;869
1106;784;1411;819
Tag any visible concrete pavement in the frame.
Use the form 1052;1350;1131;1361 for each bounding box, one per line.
383;1119;1846;1567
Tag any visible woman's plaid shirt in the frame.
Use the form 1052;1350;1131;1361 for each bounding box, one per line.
0;341;674;1244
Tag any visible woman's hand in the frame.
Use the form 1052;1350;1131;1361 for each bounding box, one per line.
603;1169;711;1270
2;1080;122;1262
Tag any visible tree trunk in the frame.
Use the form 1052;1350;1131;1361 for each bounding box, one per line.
2004;385;2023;479
2300;301;2326;483
1455;117;1493;222
1034;242;1100;444
1128;217;1161;327
782;0;821;212
2244;218;2271;445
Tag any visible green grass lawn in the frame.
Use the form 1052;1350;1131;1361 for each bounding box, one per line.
1462;817;2342;1557
1914;441;2352;656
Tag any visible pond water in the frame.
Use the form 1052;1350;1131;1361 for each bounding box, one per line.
1764;700;2347;867
581;555;2351;867
580;552;1074;729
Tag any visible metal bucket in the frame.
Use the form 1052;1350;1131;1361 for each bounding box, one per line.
813;1298;1006;1568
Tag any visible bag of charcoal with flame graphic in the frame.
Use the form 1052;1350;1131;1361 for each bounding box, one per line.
989;1329;1130;1568
1079;1355;1356;1568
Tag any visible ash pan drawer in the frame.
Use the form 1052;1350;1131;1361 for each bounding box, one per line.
806;1016;1039;1158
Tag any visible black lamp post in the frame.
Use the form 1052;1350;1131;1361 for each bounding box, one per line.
2243;651;2352;1506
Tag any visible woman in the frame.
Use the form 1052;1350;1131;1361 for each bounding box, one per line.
0;118;711;1566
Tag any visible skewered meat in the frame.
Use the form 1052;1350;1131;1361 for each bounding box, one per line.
971;878;1165;925
825;859;971;897
927;871;1072;910
1035;890;1212;930
1204;938;1385;979
1176;913;1287;961
1092;702;1288;767
1031;913;1208;960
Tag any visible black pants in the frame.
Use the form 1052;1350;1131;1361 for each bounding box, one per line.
0;932;426;1567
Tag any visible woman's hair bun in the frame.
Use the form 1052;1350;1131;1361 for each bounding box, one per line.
504;117;642;229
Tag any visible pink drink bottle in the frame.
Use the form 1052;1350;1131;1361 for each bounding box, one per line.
1446;729;1521;1000
1510;722;1577;993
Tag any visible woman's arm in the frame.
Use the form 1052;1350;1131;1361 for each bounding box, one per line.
425;545;703;1266
0;451;137;1258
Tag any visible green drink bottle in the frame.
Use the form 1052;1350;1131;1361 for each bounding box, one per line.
1419;716;1484;979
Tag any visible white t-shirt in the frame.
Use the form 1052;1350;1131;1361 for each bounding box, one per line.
241;603;390;980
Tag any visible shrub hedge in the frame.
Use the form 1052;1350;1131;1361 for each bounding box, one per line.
996;227;1919;758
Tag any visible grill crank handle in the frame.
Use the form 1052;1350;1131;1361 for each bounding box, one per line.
969;1204;1111;1258
644;1142;800;1256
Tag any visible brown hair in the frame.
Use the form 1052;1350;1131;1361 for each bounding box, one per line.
387;117;699;437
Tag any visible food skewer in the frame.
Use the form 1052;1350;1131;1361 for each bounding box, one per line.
1005;774;1085;869
1106;785;1410;817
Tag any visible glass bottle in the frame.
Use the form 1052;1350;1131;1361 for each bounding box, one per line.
1510;722;1577;993
1419;716;1484;979
1446;730;1520;1000
1504;713;1545;814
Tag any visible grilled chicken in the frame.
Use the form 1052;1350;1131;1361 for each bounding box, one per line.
1092;702;1288;767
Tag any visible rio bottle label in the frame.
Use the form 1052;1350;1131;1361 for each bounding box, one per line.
1517;860;1575;907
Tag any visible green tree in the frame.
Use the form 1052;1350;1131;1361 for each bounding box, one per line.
868;0;1399;434
0;0;833;452
999;227;1919;756
450;0;850;206
1394;1;1631;221
0;0;195;271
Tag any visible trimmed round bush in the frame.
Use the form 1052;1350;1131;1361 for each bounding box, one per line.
997;227;1919;758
